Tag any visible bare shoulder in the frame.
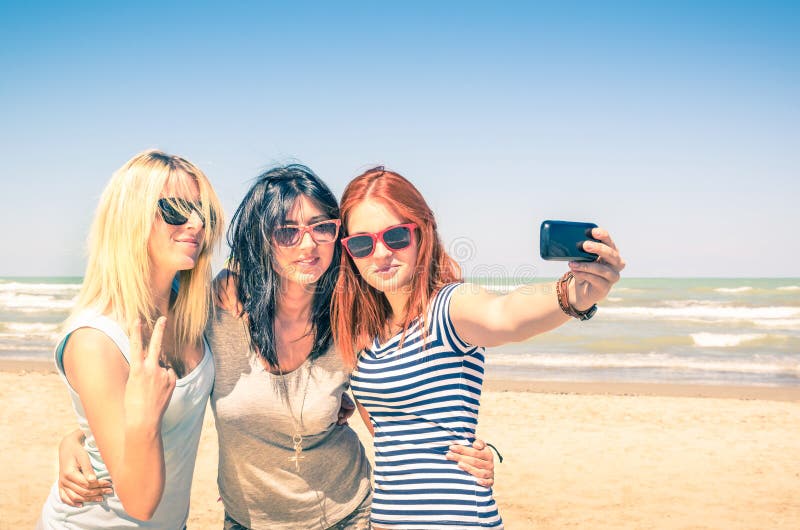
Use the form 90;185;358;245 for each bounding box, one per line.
449;282;498;310
213;269;242;314
64;327;122;359
447;282;506;345
62;327;129;389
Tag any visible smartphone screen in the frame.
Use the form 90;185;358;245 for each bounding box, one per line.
540;220;599;262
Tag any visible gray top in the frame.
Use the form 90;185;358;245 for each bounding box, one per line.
206;310;371;530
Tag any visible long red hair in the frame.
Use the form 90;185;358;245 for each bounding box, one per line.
331;167;461;368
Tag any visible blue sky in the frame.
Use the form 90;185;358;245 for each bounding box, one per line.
1;1;797;277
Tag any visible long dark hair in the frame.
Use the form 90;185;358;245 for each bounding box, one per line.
227;164;341;369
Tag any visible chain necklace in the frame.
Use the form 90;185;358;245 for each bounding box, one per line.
276;359;313;472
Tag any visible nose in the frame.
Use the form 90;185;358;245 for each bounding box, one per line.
184;210;204;231
297;229;317;250
372;239;392;259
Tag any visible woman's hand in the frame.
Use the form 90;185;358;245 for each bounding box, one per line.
123;317;176;430
446;438;496;487
337;392;356;425
57;429;113;506
569;227;626;311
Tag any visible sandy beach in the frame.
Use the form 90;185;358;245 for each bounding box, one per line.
2;360;799;529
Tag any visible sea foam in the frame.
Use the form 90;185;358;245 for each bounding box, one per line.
714;286;753;293
0;322;60;333
690;332;767;348
0;293;76;311
0;282;81;293
601;305;800;321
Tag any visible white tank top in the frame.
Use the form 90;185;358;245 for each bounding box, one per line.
38;310;214;529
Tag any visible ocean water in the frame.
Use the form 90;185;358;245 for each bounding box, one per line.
0;277;82;360
477;277;800;387
1;277;798;387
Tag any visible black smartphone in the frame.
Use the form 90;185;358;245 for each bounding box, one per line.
539;220;599;262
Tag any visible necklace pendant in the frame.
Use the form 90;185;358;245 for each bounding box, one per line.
289;434;305;472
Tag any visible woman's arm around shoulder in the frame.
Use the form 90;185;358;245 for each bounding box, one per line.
213;268;243;315
449;227;625;347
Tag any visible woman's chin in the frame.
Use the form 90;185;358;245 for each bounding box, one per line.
175;256;200;272
366;274;412;294
286;270;323;286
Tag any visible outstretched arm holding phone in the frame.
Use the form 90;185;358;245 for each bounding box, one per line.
450;226;624;348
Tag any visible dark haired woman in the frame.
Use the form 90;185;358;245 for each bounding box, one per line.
58;164;495;529
208;164;370;529
332;167;626;529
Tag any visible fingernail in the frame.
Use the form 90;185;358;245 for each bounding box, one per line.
584;242;595;250
104;489;113;495
445;452;454;459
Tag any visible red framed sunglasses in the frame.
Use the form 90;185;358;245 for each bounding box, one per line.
341;223;417;259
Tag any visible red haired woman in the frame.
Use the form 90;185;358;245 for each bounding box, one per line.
332;167;626;529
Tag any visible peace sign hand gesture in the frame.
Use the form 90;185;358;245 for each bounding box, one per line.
123;317;176;430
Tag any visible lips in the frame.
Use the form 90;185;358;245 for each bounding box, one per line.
374;264;399;276
295;257;320;266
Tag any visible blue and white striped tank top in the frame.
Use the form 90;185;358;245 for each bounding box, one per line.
350;283;503;529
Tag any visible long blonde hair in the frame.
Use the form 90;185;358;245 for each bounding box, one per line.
70;150;223;371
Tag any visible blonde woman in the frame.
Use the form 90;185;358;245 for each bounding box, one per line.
38;150;223;528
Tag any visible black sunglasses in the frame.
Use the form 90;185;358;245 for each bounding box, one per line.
157;198;216;228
